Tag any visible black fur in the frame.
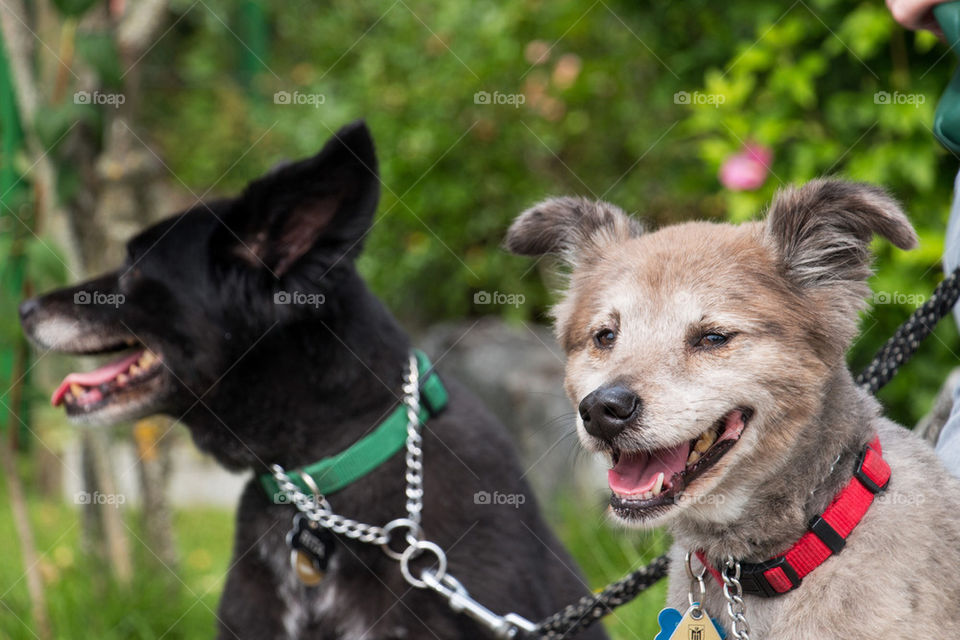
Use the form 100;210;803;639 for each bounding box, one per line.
20;121;606;639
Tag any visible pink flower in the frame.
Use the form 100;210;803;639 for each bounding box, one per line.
719;144;773;191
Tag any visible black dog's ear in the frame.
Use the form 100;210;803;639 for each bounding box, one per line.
765;179;917;289
504;197;642;265
229;120;379;276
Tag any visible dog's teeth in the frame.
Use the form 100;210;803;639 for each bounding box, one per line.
694;429;717;453
139;351;157;368
117;373;128;385
652;472;664;496
687;450;701;466
641;491;652;500
70;383;84;397
129;364;141;376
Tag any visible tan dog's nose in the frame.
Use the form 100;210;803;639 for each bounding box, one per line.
578;385;641;443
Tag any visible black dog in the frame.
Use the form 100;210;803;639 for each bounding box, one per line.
19;122;606;639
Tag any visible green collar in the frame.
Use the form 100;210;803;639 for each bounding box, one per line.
260;350;448;500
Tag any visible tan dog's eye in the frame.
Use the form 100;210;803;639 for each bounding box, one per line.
594;328;617;349
694;332;729;348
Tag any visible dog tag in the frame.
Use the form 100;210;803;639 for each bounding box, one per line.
655;605;725;640
286;513;335;586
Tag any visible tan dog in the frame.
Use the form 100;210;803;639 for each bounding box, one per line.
505;179;960;639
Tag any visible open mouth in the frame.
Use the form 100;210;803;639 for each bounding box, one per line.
607;407;753;519
51;346;166;420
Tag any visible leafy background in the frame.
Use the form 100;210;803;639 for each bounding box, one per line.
3;0;960;638
138;0;960;426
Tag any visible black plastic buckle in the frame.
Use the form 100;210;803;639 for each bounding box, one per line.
808;515;846;554
853;445;888;494
738;556;801;598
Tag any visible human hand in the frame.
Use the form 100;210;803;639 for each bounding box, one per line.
886;0;949;36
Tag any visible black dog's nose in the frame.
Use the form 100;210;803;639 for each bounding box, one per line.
578;385;641;442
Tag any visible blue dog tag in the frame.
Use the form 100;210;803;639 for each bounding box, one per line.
655;606;726;640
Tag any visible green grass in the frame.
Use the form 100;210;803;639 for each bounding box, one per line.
0;498;235;640
551;497;670;640
0;491;666;639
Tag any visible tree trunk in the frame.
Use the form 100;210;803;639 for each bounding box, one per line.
4;0;177;591
134;417;178;568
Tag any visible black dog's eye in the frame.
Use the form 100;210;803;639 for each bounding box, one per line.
594;328;617;349
695;332;729;348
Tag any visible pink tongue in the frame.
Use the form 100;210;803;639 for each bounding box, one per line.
51;351;143;407
608;441;690;495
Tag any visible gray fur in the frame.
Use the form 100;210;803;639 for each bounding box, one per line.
505;196;643;266
766;179;918;289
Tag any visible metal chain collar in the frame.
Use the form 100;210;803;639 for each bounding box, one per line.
270;353;424;554
270;353;536;639
721;557;751;640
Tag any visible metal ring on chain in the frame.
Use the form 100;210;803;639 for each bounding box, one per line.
381;517;424;560
298;469;328;511
400;540;447;589
684;552;706;613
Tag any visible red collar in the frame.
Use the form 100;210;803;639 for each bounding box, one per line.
696;435;891;597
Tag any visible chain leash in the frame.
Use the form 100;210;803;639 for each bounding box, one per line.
270;353;536;639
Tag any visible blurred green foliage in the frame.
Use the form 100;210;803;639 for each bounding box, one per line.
133;0;960;425
5;1;960;638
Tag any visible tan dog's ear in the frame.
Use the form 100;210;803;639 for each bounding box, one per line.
765;179;917;289
504;197;642;265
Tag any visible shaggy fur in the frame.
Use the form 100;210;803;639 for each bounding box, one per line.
20;122;606;640
505;179;960;638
